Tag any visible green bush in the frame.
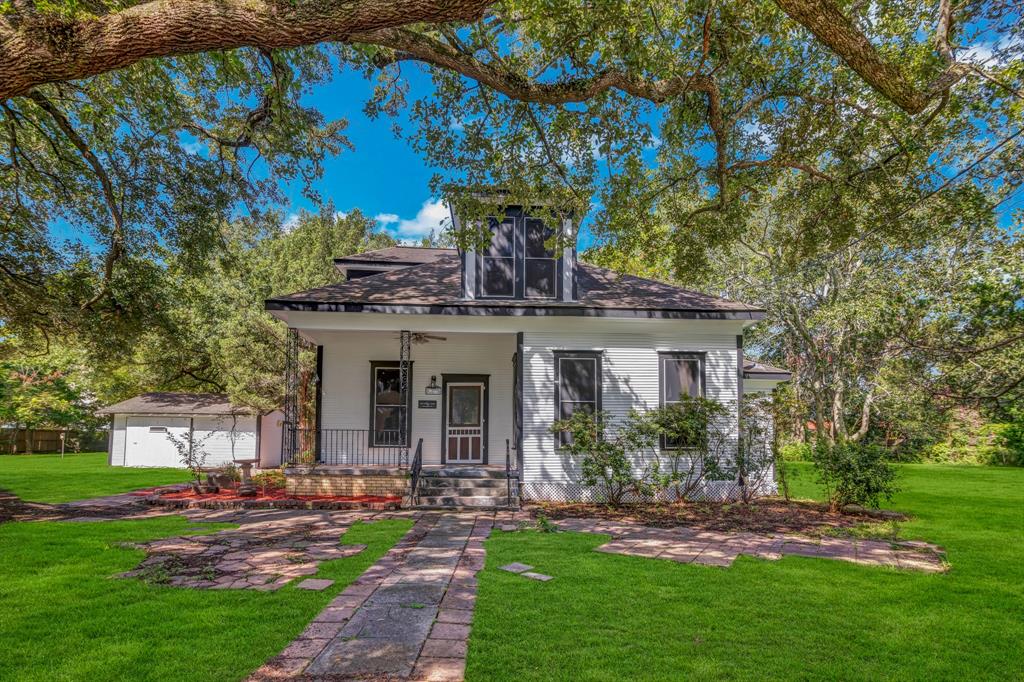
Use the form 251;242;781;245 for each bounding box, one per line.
551;409;658;505
994;412;1024;466
779;442;812;461
811;441;900;511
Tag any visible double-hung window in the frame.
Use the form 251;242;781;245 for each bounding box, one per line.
524;217;557;299
369;361;413;446
554;351;602;446
659;352;705;449
481;217;515;297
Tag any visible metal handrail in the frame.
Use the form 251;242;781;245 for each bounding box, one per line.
505;438;520;508
410;439;424;505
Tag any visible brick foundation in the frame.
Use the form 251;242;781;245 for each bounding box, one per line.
284;466;409;498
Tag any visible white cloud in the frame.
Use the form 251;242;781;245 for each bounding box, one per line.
961;36;1023;66
282;212;301;233
374;212;400;225
376;199;449;240
335;210;348;220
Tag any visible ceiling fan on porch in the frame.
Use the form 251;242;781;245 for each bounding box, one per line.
395;332;448;344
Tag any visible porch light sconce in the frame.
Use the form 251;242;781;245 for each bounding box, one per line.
425;375;441;395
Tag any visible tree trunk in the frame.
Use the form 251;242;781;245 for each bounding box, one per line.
0;0;492;100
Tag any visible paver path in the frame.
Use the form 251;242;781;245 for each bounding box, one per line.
554;517;947;572
252;510;531;682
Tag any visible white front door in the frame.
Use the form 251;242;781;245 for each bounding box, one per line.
446;382;484;464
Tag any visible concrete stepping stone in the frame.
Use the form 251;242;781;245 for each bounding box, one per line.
296;578;335;591
498;562;533;574
521;571;553;582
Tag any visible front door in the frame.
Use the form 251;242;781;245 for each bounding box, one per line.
445;382;485;464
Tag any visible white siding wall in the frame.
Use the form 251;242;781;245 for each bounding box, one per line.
259;410;284;468
520;320;743;501
319;331;517;466
111;414;259;467
193;415;259;466
109;414;128;466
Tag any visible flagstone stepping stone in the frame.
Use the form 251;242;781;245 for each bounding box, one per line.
296;578;335;591
498;562;533;574
116;511;371;591
520;571;553;582
579;516;946;573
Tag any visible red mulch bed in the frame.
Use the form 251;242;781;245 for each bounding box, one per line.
530;499;907;535
149;484;402;509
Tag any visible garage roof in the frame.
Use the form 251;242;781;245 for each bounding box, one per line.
96;392;257;416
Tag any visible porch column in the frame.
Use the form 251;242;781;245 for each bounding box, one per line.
282;327;300;465
399;329;411;467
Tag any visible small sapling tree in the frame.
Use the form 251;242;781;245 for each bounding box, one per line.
166;429;213;492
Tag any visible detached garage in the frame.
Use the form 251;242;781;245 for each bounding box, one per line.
97;393;283;468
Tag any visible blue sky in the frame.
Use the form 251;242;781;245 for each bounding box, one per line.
277;58;1022;246
283;66;455;243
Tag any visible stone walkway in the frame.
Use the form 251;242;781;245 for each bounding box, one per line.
554;517;947;572
252;510;530;682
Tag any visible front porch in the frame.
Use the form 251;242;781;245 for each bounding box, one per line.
280;328;522;507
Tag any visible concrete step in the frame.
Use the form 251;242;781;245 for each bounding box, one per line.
420;467;512;479
414;495;513;508
417;479;508;493
417;486;512;498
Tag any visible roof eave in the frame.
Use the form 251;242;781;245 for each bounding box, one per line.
743;371;792;381
264;299;766;321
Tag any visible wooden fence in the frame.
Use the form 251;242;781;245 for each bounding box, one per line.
0;428;107;454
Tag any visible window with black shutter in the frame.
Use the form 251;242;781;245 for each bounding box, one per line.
554;351;602;446
659;352;705;449
369;361;412;446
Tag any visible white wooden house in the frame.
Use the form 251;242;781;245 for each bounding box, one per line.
266;203;789;506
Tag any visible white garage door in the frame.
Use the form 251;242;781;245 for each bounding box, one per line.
124;417;191;467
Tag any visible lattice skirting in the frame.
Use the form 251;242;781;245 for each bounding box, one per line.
520;476;777;503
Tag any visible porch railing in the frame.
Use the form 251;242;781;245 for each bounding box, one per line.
283;426;409;467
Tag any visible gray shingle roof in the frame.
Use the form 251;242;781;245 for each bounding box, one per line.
269;251;764;319
743;358;791;380
95;393;258;416
334;246;455;266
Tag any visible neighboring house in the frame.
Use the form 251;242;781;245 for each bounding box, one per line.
97;393;283;468
265;202;790;506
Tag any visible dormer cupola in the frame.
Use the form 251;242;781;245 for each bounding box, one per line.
452;204;577;303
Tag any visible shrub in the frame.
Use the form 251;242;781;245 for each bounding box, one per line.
811;441;900;511
551;409;658;505
641;396;734;499
220;463;241;482
252;469;286;493
779;442;812;461
994;413;1024;466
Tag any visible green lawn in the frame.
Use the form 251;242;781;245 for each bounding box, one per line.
0;452;191;503
0;515;412;681
471;464;1024;681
